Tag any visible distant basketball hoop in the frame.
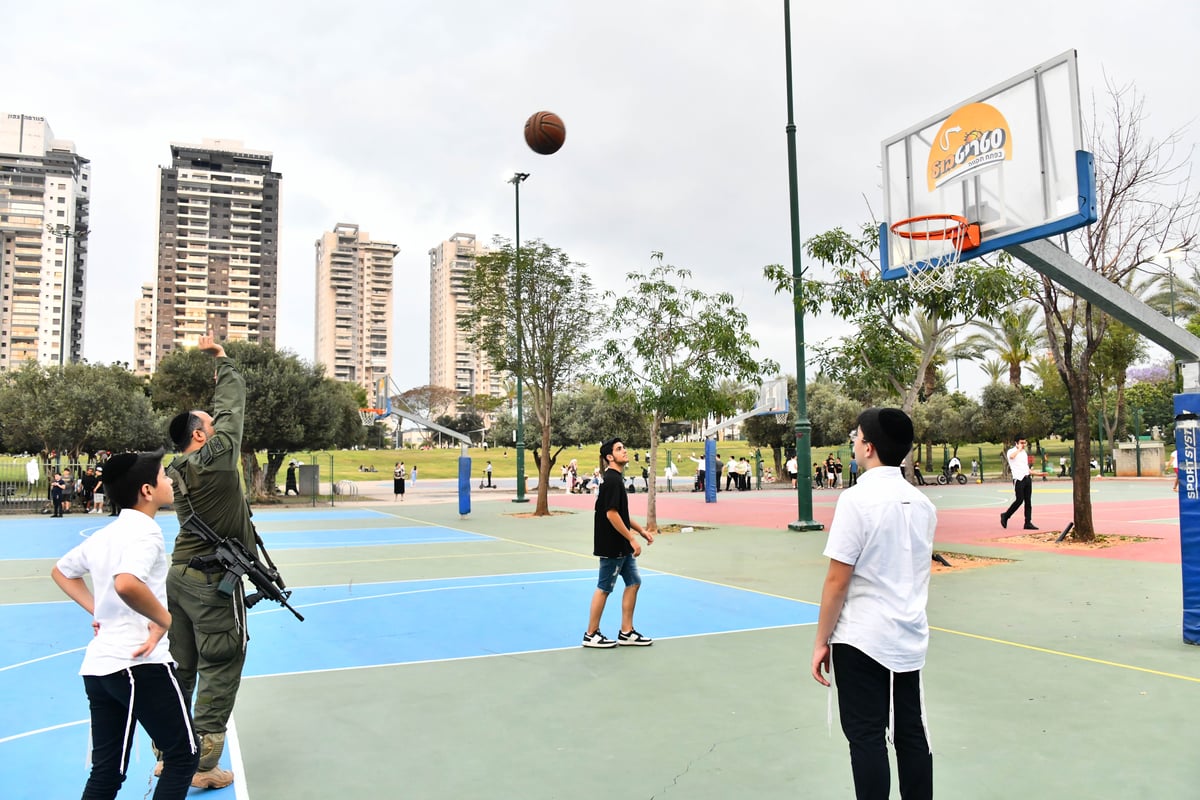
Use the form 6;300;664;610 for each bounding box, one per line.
754;378;789;415
889;214;981;291
358;408;384;427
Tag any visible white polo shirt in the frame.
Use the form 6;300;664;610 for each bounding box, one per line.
823;465;937;672
55;509;174;676
1007;445;1031;480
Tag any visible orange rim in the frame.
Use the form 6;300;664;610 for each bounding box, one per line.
891;214;980;249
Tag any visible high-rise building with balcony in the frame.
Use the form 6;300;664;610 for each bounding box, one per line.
428;232;504;399
154;138;279;366
133;282;155;376
0;113;90;370
314;223;398;393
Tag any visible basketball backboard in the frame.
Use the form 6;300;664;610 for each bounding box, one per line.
880;50;1097;281
754;378;789;415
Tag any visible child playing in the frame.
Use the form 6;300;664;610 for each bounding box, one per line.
52;450;199;798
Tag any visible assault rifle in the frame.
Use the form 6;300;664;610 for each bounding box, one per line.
179;513;305;622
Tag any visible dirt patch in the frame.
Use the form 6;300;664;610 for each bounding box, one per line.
931;551;1014;573
509;510;576;518
655;524;714;534
999;532;1157;550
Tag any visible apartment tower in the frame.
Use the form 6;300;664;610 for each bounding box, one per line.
314;223;398;394
428;233;505;398
0;114;90;369
154;139;279;365
133;283;155;376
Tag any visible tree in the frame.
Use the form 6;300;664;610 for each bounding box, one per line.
398;385;461;446
766;223;1029;416
152;342;364;498
974;384;1052;464
460;239;597;516
0;362;162;459
1032;84;1199;540
1090;320;1146;455
598;253;778;529
975;303;1045;387
806;377;863;447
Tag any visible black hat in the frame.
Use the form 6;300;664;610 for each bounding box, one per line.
599;437;623;460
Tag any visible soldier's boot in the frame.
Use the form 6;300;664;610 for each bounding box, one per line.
192;732;234;789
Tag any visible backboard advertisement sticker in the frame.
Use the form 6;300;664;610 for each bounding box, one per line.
927;103;1014;191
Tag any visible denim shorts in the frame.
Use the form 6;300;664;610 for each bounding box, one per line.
597;554;641;593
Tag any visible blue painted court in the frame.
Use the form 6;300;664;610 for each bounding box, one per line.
0;512;816;799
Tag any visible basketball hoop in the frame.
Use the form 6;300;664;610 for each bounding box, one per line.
358;408;383;427
889;214;981;291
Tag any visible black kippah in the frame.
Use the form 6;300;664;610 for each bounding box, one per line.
877;407;914;443
168;412;192;447
101;452;138;483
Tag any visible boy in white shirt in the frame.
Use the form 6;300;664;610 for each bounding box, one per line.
812;408;936;799
52;450;199;798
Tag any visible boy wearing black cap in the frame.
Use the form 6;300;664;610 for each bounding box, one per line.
811;407;936;799
52;451;200;798
583;437;655;648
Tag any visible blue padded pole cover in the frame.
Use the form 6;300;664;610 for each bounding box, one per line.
705;438;717;504
458;455;472;517
1174;393;1200;645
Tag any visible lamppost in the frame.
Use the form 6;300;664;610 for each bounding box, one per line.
509;172;530;503
782;0;822;531
46;222;88;366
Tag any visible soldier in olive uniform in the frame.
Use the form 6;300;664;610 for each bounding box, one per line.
165;336;254;790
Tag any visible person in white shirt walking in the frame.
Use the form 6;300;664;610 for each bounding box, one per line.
811;407;936;800
1001;436;1037;530
52;450;200;798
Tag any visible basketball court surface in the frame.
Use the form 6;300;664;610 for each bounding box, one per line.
1;477;1196;798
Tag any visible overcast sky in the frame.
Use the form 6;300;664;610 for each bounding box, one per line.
5;1;1198;399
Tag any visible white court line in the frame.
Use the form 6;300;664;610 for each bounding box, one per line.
0;717;86;745
246;622;811;680
0;644;86;672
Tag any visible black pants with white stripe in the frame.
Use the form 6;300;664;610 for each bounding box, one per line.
832;644;932;800
82;663;198;799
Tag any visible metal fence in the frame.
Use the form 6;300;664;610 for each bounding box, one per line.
0;457;106;515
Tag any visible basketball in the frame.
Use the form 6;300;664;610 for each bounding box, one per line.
524;111;566;155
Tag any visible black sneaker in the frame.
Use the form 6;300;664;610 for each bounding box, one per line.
617;629;653;646
1024;523;1039;530
582;630;617;649
1000;513;1008;529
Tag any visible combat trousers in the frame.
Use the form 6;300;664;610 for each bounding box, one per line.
166;563;248;737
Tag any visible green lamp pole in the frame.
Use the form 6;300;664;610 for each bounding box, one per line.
510;172;530;503
783;0;822;531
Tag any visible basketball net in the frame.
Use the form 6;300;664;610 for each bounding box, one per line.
890;215;977;293
358;409;380;427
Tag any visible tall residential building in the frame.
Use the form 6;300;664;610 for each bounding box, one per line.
154;138;279;366
428;232;504;398
0;113;90;370
314;223;398;393
133;283;155;376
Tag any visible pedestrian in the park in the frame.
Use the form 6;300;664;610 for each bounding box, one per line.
411;464;418;484
285;461;299;496
583;437;655;649
1001;436;1037;530
786;454;798;488
393;462;406;501
50;471;66;517
51;450;200;799
811;407;936;800
485;460;494;488
164;335;254;788
848;455;859;487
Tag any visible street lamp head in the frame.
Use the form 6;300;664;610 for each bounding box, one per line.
509;172;530;185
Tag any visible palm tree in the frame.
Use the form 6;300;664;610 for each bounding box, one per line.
980;358;1007;384
975;304;1045;387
